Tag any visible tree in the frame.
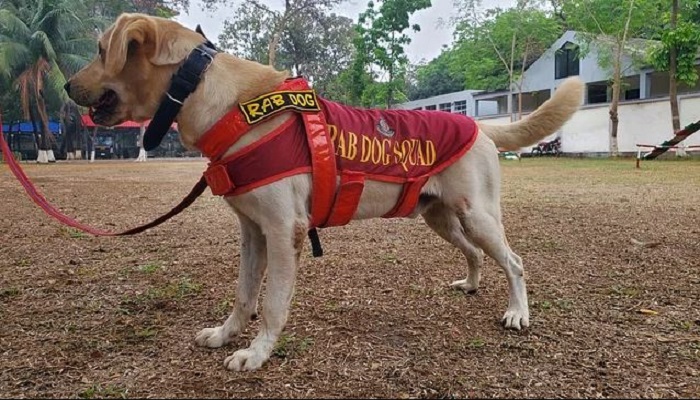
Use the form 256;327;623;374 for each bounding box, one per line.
0;0;94;162
218;3;274;63
283;12;355;96
452;1;561;119
59;99;84;159
649;0;700;156
217;0;344;69
217;1;354;95
356;0;431;108
564;0;665;156
406;49;465;100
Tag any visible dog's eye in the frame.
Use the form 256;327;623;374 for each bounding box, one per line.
98;45;105;61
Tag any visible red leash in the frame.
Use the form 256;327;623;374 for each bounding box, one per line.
0;115;207;236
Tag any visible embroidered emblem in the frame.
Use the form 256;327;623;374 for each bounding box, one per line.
239;90;321;124
376;117;395;138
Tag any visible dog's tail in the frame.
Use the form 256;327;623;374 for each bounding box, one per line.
478;77;584;151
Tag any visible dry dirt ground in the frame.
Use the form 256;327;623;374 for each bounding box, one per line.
1;157;699;399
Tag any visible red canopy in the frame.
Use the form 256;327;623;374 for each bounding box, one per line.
81;115;177;130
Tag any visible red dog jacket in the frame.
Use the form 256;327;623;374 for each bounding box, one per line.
197;78;478;228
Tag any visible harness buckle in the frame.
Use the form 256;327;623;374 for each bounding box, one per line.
204;164;235;196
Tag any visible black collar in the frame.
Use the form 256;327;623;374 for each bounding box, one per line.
143;40;218;151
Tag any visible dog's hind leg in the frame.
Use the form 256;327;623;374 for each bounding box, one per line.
455;206;529;330
195;212;267;348
422;203;484;294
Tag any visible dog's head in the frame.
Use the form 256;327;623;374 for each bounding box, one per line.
65;13;205;126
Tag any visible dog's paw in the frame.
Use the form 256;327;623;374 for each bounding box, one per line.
501;308;530;330
224;348;268;372
195;327;230;348
450;279;479;294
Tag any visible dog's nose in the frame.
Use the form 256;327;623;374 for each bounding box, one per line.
64;81;71;94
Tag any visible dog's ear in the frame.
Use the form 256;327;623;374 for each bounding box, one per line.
105;15;197;76
104;15;156;77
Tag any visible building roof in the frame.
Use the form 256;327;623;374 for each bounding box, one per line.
2;121;60;133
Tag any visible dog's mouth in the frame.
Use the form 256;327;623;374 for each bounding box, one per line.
89;89;120;125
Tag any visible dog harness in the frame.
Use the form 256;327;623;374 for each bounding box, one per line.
197;78;478;229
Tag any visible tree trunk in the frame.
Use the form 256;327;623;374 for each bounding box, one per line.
135;122;147;162
28;104;41;159
669;0;685;156
387;66;394;109
609;46;623;157
35;94;56;162
509;32;517;122
517;43;531;121
609;0;636;157
268;32;281;67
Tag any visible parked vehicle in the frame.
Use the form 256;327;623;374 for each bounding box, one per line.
531;137;561;156
94;135;117;159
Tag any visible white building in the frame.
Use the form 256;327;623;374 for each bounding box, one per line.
396;89;497;116
396;31;700;155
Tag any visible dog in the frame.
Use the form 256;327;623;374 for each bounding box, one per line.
65;13;584;372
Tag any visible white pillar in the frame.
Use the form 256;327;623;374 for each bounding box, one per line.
36;150;48;163
640;72;649;99
507;92;513;120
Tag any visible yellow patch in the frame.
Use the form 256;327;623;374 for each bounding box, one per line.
239;90;321;124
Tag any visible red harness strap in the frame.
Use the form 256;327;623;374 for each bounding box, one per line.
197;78;340;229
381;176;429;219
300;111;337;227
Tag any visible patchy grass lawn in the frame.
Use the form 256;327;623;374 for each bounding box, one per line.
1;157;699;398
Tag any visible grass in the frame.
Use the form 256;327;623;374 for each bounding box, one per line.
0;286;21;299
609;285;641;298
78;384;128;399
145;278;202;301
273;333;314;358
119;278;203;314
531;299;574;312
60;227;86;239
137;263;161;274
120;262;162;277
501;156;700;186
675;320;694;331
134;326;158;339
214;297;234;314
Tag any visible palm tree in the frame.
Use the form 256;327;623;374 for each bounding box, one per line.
0;0;94;162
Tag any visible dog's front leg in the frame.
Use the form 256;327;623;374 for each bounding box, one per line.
223;220;304;372
196;212;267;348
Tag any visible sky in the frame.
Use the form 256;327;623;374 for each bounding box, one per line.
175;0;517;64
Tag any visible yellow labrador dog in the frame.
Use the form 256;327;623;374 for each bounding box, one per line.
66;13;584;371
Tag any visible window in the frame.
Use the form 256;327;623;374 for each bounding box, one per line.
555;42;580;79
453;100;467;115
588;84;608;104
412;107;422;110
625;88;640;100
425;105;437;110
439;103;451;112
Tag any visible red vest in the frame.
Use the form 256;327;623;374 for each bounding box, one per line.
197;78;478;228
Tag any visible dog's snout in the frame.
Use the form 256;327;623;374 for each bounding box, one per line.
63;81;71;94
